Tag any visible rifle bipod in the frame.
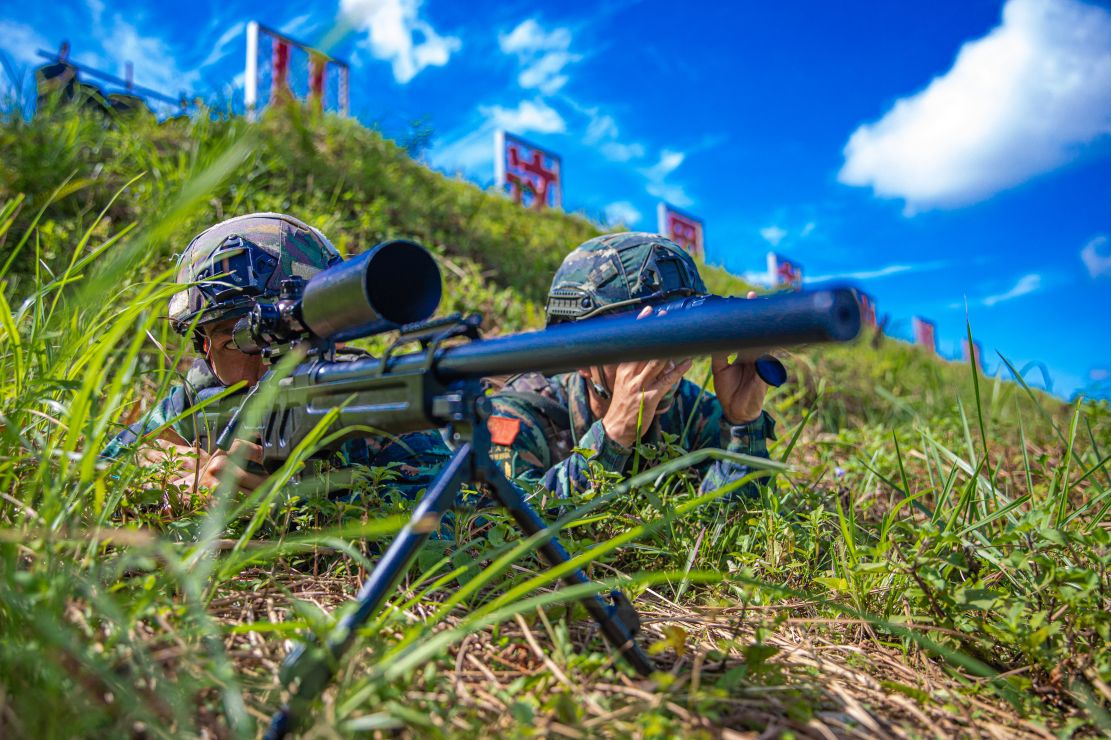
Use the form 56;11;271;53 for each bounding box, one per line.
264;396;652;739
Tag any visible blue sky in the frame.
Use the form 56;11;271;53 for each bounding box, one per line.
3;0;1110;399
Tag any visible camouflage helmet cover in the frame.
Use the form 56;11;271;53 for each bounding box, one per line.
168;212;342;333
545;232;707;324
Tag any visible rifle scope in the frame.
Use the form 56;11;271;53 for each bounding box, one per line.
233;239;442;353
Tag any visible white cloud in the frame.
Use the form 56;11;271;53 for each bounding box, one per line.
801;221;816;237
0;20;51;66
429;127;491;176
85;0;105;26
983;273;1042;306
0;20;51;101
759;226;787;247
839;0;1111;212
581;108;645;161
341;0;461;83
807;261;948;282
200;20;246;68
280;13;315;38
600;140;645;162
647;183;692;208
430;99;563;176
604;201;641;227
639;148;693;206
481;98;565;134
499;19;580;94
1081;234;1111;278
519;51;578;94
585;113;617;143
98;16;200;95
643;149;683;180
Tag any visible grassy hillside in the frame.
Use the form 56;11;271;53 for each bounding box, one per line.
0;104;1108;738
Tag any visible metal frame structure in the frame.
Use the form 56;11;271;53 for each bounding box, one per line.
245;21;350;120
35;45;189;110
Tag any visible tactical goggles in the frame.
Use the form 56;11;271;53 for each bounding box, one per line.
182;236;282;329
192;236;279;302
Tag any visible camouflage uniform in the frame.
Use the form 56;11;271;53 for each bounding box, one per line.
489;373;775;499
489;232;776;499
103;213;450;500
102;360;451;501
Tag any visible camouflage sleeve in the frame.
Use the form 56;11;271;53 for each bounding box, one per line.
538;420;631;498
100;387;191;459
487;396;557;490
369;431;456;501
487;396;631;499
697;410;777;500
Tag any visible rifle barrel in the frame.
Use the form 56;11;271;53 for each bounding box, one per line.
359;288;860;383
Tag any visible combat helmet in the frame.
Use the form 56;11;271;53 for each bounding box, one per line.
545;232;706;325
168;213;342;335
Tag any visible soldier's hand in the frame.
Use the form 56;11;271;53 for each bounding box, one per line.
712;291;770;424
602;306;693;447
143;436;267;511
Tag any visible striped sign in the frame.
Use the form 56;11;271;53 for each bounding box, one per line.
963;338;983;372
858;292;877;327
913;317;937;354
657;203;704;260
495;131;562;210
767;253;803;291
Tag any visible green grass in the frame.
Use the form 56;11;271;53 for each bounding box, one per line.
0;102;1108;738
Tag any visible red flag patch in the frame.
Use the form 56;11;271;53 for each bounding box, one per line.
488;415;521;446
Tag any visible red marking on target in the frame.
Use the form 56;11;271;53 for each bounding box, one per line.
913;317;937;355
858;292;877;327
270;39;290;101
496;132;562;210
309;54;327;103
488;416;521;446
963;338;983;372
767;253;803;291
657;203;704;259
245;21;350;118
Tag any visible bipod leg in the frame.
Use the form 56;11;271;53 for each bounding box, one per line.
266;442;473;740
475;458;654;676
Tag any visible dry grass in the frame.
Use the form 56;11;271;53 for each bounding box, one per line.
190;568;1066;739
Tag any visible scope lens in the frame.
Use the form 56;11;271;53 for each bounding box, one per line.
300;239;443;340
364;240;442;325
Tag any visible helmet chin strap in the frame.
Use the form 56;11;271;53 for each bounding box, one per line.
588;367;611;400
194;333;222;381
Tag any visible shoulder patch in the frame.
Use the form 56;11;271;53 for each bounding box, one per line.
488;415;522;446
